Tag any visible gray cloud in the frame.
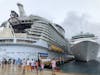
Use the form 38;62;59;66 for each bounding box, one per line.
62;11;100;39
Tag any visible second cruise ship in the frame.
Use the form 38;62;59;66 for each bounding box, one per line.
70;32;99;62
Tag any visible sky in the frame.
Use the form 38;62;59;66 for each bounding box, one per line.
0;0;100;39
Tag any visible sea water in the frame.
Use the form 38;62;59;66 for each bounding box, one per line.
60;60;100;75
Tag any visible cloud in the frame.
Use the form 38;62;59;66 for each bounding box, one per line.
62;11;100;39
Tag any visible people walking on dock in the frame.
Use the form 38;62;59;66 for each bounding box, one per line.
31;59;35;71
51;58;56;75
26;58;31;72
40;60;44;75
35;60;39;75
22;58;26;74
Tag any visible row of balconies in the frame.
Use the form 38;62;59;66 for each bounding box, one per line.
0;38;36;45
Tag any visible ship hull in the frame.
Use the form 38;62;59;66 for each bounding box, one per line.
0;44;63;60
71;41;99;62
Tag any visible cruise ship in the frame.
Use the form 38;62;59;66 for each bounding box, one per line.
0;3;68;60
70;33;99;62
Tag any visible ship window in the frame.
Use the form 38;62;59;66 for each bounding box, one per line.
0;39;13;43
31;30;42;33
34;19;39;21
31;34;41;37
17;39;34;44
29;20;32;22
38;22;48;25
27;36;39;40
32;28;43;31
14;22;17;23
25;20;28;22
22;20;24;22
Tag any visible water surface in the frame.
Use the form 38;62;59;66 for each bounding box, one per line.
60;60;100;75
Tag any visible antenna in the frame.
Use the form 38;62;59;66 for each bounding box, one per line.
17;3;26;17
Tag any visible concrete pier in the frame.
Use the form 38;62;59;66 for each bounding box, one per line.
0;64;88;75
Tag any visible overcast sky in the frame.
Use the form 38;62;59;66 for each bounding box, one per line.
0;0;100;39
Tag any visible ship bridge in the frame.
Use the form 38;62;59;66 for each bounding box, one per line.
8;3;33;33
8;16;33;33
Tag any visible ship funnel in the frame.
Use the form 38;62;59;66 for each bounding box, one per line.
17;3;26;17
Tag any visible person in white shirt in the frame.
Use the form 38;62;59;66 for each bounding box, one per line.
51;58;56;75
26;58;31;71
31;59;35;71
22;58;26;74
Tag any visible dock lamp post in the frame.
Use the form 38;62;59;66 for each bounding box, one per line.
36;52;40;75
38;52;40;62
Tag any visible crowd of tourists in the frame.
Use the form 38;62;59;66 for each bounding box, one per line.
0;57;58;75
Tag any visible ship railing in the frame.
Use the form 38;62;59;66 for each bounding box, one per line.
71;37;97;41
16;39;36;44
0;39;13;44
8;17;33;26
27;36;40;40
0;38;36;45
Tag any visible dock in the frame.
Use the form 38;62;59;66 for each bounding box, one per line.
0;64;88;75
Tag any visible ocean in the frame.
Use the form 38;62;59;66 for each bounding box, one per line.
60;60;100;75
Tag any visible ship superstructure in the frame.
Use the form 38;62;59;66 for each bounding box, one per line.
0;3;68;59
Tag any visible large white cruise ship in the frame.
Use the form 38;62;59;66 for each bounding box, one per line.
70;33;99;62
0;3;68;60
